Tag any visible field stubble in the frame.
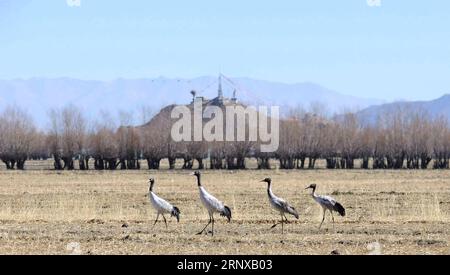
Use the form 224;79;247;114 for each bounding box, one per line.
0;168;449;255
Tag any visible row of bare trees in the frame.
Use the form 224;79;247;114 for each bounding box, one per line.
275;106;450;170
0;105;449;170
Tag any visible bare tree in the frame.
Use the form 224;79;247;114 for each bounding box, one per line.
140;106;174;169
30;131;50;160
432;116;450;169
89;111;119;170
334;113;361;169
404;110;433;169
0;106;36;170
116;111;141;169
47;105;88;170
359;125;376;169
277;118;300;169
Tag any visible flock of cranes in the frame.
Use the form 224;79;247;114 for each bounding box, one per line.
148;171;346;235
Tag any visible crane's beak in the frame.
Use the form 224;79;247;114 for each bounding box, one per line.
305;186;311;190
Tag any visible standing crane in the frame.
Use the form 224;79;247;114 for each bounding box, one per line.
192;171;231;236
260;178;299;234
305;184;345;229
148;178;180;229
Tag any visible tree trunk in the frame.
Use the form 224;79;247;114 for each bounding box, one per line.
361;157;369;169
168;157;176;170
257;157;271;169
308;157;317;169
196;158;204;170
421;156;431;169
326;158;337;169
120;159;127;170
298;157;306;169
147;158;161;169
54;155;63;170
17;159;26;170
62;157;74;170
210;157;224;169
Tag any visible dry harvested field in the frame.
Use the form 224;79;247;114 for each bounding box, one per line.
0;166;449;255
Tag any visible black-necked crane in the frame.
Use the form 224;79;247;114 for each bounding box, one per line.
305;184;345;229
260;178;299;234
192;171;231;236
148;178;180;228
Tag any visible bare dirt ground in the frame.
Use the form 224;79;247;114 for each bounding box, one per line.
0;166;449;255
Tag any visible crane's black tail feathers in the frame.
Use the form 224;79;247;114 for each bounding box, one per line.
287;206;299;219
171;206;181;222
334;202;346;217
221;206;232;222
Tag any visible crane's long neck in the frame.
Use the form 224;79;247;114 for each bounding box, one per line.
267;182;273;198
149;182;154;192
196;175;202;187
310;187;317;198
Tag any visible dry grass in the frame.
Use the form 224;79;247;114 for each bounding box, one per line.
0;169;449;255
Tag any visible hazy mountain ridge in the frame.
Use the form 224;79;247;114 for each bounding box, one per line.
0;76;396;127
355;94;450;124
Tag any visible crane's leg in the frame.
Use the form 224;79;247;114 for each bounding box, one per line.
271;213;289;232
319;209;326;229
153;213;160;227
330;210;335;229
271;215;282;230
162;214;168;229
197;215;212;235
283;214;290;234
211;214;215;236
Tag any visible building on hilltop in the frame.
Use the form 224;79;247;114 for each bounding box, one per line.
189;75;239;107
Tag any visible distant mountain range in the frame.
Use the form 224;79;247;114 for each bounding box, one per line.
0;77;448;127
354;94;450;124
0;76;383;127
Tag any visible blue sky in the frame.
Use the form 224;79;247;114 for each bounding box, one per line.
0;0;449;101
